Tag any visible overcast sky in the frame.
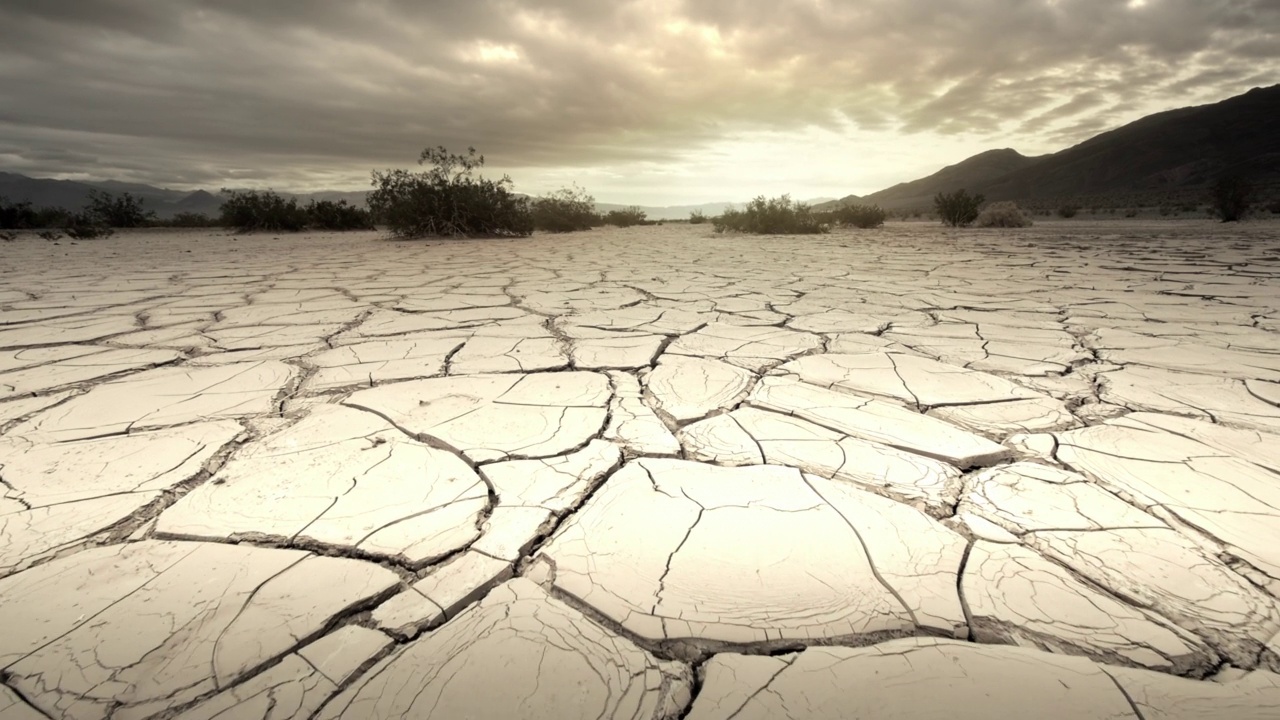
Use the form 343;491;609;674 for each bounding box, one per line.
1;0;1276;205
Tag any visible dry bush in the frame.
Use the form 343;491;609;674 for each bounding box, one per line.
934;189;984;227
220;189;308;232
975;201;1034;227
1210;175;1254;222
827;204;887;229
603;207;647;227
714;195;827;234
369;146;533;238
533;185;598;232
1056;205;1079;218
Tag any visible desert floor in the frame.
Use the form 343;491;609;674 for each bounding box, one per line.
1;220;1279;719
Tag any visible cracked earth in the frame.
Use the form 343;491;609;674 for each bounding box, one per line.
1;221;1279;719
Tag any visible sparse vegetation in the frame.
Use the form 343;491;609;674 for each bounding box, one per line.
602;206;648;228
86;190;155;228
1056;205;1079;218
1268;198;1280;214
532;185;599;232
167;211;221;228
304;199;375;230
369;146;532;238
714;195;827;234
64;211;114;239
934;189;984;227
689;209;709;225
0;197;38;229
975;201;1033;228
219;189;308;232
1210;175;1254;222
37;230;61;241
826;203;886;229
0;230;16;241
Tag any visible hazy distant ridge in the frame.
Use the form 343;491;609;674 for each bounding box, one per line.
818;84;1280;211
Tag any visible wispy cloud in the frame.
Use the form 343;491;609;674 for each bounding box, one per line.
0;0;1275;201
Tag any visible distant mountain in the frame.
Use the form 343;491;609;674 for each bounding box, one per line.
595;201;742;221
0;173;373;219
817;149;1042;211
820;84;1280;211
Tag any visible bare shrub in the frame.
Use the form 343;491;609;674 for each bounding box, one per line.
1056;205;1079;218
975;201;1033;228
603;207;647;227
934;189;984;227
220;189;307;232
86;190;155;228
713;195;827;234
689;209;708;224
369;146;532;238
532;185;598;232
831;204;886;228
305;199;374;230
1210;175;1254;222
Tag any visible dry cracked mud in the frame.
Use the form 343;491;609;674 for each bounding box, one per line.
1;221;1279;719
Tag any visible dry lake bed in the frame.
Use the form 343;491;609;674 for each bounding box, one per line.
1;219;1279;719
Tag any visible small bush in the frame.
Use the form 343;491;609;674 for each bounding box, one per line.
689;210;708;225
1124;207;1139;217
603;206;648;227
934;189;984;227
369;146;532;238
1210;175;1254;222
1056;205;1079;218
829;203;886;229
532;185;598;232
305;199;374;230
0;230;16;241
34;206;72;228
167;212;221;228
975;201;1033;228
1267;199;1280;214
0;197;38;229
86;190;155;228
63;211;114;239
37;230;61;241
219;189;308;232
713;195;827;234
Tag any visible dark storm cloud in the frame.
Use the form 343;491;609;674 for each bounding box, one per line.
0;0;1276;188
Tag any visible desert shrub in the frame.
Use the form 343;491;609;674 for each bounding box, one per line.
33;206;72;228
63;211;114;239
712;195;827;234
37;230;61;241
532;185;598;232
934;189;984;227
1056;205;1079;218
1267;199;1280;214
689;209;708;224
219;189;308;232
166;211;220;228
1124;207;1139;217
975;201;1033;228
830;203;886;229
369;146;532;238
305;199;374;230
0;197;38;229
603;206;647;227
0;230;16;241
86;190;155;228
1210;175;1254;222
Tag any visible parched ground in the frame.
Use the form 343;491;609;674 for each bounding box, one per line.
1;220;1279;719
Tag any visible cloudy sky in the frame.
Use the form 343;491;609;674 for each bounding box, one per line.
1;0;1276;205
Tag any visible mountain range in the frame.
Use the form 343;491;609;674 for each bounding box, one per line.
818;83;1280;211
3;84;1277;218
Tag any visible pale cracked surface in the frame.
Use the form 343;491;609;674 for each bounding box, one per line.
2;222;1280;717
